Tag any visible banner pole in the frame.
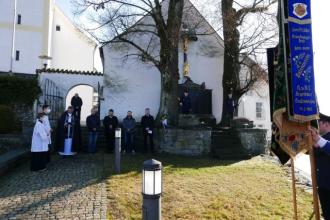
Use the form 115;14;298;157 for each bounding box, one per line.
291;157;298;220
309;148;320;220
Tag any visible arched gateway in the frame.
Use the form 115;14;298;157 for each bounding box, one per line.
37;68;103;123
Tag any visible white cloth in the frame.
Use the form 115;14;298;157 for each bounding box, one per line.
67;114;72;123
317;137;328;148
31;120;49;152
42;115;52;144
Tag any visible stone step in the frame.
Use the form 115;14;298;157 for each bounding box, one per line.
0;148;30;177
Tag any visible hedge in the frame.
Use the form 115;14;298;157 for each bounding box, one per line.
0;75;41;106
0;105;21;134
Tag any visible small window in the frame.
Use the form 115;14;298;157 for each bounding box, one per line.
15;50;20;61
256;102;263;119
56;25;61;31
17;14;21;24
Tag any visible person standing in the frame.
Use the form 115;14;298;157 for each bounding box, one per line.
71;93;83;121
103;109;118;153
141;108;155;153
122;111;136;154
86;108;100;153
42;104;52;164
309;113;330;220
180;90;191;114
57;106;81;156
31;113;49;171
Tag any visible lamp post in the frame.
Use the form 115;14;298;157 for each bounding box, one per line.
115;128;121;174
142;159;162;220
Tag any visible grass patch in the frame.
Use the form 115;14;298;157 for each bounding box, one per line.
106;155;314;220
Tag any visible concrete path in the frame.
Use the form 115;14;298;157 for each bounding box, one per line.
0;153;110;220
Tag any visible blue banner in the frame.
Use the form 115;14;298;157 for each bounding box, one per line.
287;0;318;121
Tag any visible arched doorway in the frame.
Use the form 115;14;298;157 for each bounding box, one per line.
65;84;99;125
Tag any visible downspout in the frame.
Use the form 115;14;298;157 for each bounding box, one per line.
10;0;18;73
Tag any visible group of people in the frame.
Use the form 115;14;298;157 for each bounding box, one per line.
30;96;156;172
86;108;155;155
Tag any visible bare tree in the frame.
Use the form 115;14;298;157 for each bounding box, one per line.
217;0;277;125
73;0;187;125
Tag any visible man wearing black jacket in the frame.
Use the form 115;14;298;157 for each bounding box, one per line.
103;109;118;153
86;108;100;153
313;113;330;220
71;93;83;121
141;108;155;153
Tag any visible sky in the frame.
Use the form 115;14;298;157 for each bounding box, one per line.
56;0;330;116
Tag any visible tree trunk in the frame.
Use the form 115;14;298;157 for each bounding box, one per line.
156;0;183;127
220;0;241;125
158;65;179;126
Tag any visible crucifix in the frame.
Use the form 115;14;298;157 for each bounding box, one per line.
181;24;198;81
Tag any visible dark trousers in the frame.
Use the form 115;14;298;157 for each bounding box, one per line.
46;148;51;164
143;132;154;153
124;132;134;152
31;152;47;171
106;131;115;153
319;187;330;220
88;132;98;153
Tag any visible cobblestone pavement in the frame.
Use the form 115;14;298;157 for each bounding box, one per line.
0;153;111;220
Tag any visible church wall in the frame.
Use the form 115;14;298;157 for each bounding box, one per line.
50;5;96;71
102;31;224;123
39;72;103;99
0;0;98;74
101;44;162;122
237;82;271;140
0;0;51;74
0;28;12;72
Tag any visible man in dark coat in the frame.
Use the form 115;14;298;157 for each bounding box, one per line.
103;109;118;153
180;90;191;114
71;93;83;121
86;108;100;153
56;106;81;155
141;108;155;153
310;113;330;220
122;111;136;154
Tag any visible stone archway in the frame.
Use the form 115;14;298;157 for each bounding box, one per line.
37;69;103;123
65;84;97;124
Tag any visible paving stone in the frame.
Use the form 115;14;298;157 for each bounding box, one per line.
0;153;109;219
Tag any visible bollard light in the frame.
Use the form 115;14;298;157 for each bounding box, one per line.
142;159;162;220
115;128;121;138
115;128;122;174
142;159;162;196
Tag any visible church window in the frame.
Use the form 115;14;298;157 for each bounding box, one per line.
15;50;20;61
56;25;61;31
17;14;21;24
256;102;263;119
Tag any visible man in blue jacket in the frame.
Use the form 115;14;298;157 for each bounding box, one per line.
122;111;136;154
309;113;330;220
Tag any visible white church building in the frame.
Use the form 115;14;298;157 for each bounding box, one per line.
0;0;98;74
100;0;271;135
0;0;271;134
0;0;103;121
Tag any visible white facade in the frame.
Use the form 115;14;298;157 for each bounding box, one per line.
101;1;224;122
236;81;272;139
51;5;97;71
0;0;97;74
0;0;52;73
